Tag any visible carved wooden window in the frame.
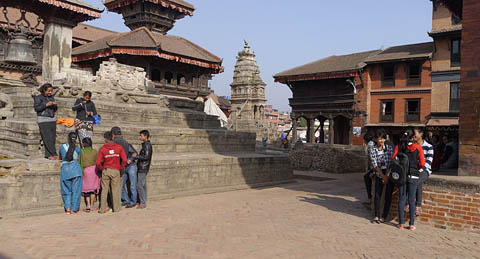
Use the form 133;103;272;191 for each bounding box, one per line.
380;99;394;122
381;64;395;87
451;38;461;67
164;71;173;84
407;63;421;86
405;99;421;122
450;82;460;112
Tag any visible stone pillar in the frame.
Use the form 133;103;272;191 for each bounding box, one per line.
42;19;75;83
291;118;297;144
309;118;316;143
306;118;311;143
329;118;335;145
320;120;325;143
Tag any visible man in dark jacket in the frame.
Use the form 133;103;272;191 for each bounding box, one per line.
72;91;97;142
136;130;153;209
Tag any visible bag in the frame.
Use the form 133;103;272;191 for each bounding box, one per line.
388;152;409;185
93;114;101;125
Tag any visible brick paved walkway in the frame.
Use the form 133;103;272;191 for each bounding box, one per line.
1;172;479;259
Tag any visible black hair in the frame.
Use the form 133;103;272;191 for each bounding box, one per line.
140;130;150;139
39;83;53;94
65;132;77;162
399;128;415;153
414;127;425;135
363;133;373;143
82;137;92;148
374;128;387;140
104;131;113;141
83;91;92;98
111;126;122;136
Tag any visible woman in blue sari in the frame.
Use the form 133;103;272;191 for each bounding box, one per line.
59;132;83;214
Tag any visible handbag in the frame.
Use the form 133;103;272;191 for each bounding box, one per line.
93;114;102;125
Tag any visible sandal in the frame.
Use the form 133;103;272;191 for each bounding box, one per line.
372;217;380;224
397;224;405;229
408;225;416;231
379;218;385;223
66;210;71;215
83;208;91;213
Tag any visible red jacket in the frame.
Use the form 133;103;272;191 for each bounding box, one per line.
392;143;426;170
96;142;127;171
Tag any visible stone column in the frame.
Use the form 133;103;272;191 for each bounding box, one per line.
42;18;75;83
309;118;316;143
291;118;297;144
306;118;311;143
320;119;325;143
329;118;335;145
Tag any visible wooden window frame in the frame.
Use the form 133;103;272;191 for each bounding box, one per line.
381;64;395;87
405;98;421;122
406;63;422;86
380;99;395;123
449;82;460;112
451;38;461;67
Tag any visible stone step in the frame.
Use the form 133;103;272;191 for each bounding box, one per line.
0;152;293;217
9;96;223;129
0;120;256;158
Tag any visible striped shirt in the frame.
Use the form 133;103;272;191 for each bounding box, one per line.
420;140;434;175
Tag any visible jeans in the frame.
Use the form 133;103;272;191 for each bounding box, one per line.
416;171;429;207
38;121;57;158
100;168;122;213
399;178;419;226
121;163;138;205
61;176;82;212
373;170;395;219
137;171;148;207
363;169;374;200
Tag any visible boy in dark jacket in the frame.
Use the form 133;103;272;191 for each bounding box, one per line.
136;130;153;209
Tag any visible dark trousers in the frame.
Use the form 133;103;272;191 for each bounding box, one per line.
374;171;395;218
399;178;419;226
363;169;374;199
137;170;148;206
38;121;57;158
416;172;429;207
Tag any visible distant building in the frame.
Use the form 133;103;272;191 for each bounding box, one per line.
364;42;434;143
264;105;279;127
424;0;461;137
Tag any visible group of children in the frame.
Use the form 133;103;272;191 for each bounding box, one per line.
58;128;153;215
364;127;433;230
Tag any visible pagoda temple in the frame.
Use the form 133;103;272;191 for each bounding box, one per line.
72;0;224;99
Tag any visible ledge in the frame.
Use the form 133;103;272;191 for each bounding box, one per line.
424;174;480;194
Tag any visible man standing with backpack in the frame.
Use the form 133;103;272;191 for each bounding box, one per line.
414;127;434;216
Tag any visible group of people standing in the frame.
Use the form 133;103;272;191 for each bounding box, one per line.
33;83;153;214
363;127;433;230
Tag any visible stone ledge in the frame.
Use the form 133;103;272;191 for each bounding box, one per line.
424;175;480;194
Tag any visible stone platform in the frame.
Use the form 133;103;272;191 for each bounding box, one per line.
0;85;293;218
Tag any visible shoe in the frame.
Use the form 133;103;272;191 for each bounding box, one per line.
98;210;106;214
408;225;416;231
121;202;129;206
136;205;145;209
126;204;136;208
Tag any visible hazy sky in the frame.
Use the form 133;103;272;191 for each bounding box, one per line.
83;0;433;112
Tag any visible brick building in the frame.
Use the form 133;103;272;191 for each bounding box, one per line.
425;0;461;137
264;105;279;127
364;42;434;143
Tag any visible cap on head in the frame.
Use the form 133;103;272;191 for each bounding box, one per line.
111;126;122;136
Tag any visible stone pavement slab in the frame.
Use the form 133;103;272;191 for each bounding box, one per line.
0;172;479;259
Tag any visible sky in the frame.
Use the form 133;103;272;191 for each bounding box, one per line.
82;0;433;112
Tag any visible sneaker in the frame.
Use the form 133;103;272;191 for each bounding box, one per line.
126;204;136;208
121;202;129;207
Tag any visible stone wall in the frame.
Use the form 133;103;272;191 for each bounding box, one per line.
0;153;293;218
290;144;368;174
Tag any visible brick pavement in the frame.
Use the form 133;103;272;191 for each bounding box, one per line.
0;172;479;259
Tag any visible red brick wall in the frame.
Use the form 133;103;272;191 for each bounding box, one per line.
352;71;369;146
370;93;431;124
459;0;480;176
369;60;432;90
389;187;480;233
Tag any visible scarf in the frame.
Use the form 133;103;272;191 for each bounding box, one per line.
80;147;98;173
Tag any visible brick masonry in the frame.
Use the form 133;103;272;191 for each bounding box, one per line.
459;0;480;176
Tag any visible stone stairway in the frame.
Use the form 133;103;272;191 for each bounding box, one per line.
0;87;294;217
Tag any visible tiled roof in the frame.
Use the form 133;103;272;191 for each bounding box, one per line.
72;27;222;63
274;50;381;78
365;42;433;63
105;0;194;15
0;8;113;43
429;25;462;37
58;0;101;10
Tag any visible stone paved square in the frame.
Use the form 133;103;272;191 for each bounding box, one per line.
1;173;479;259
